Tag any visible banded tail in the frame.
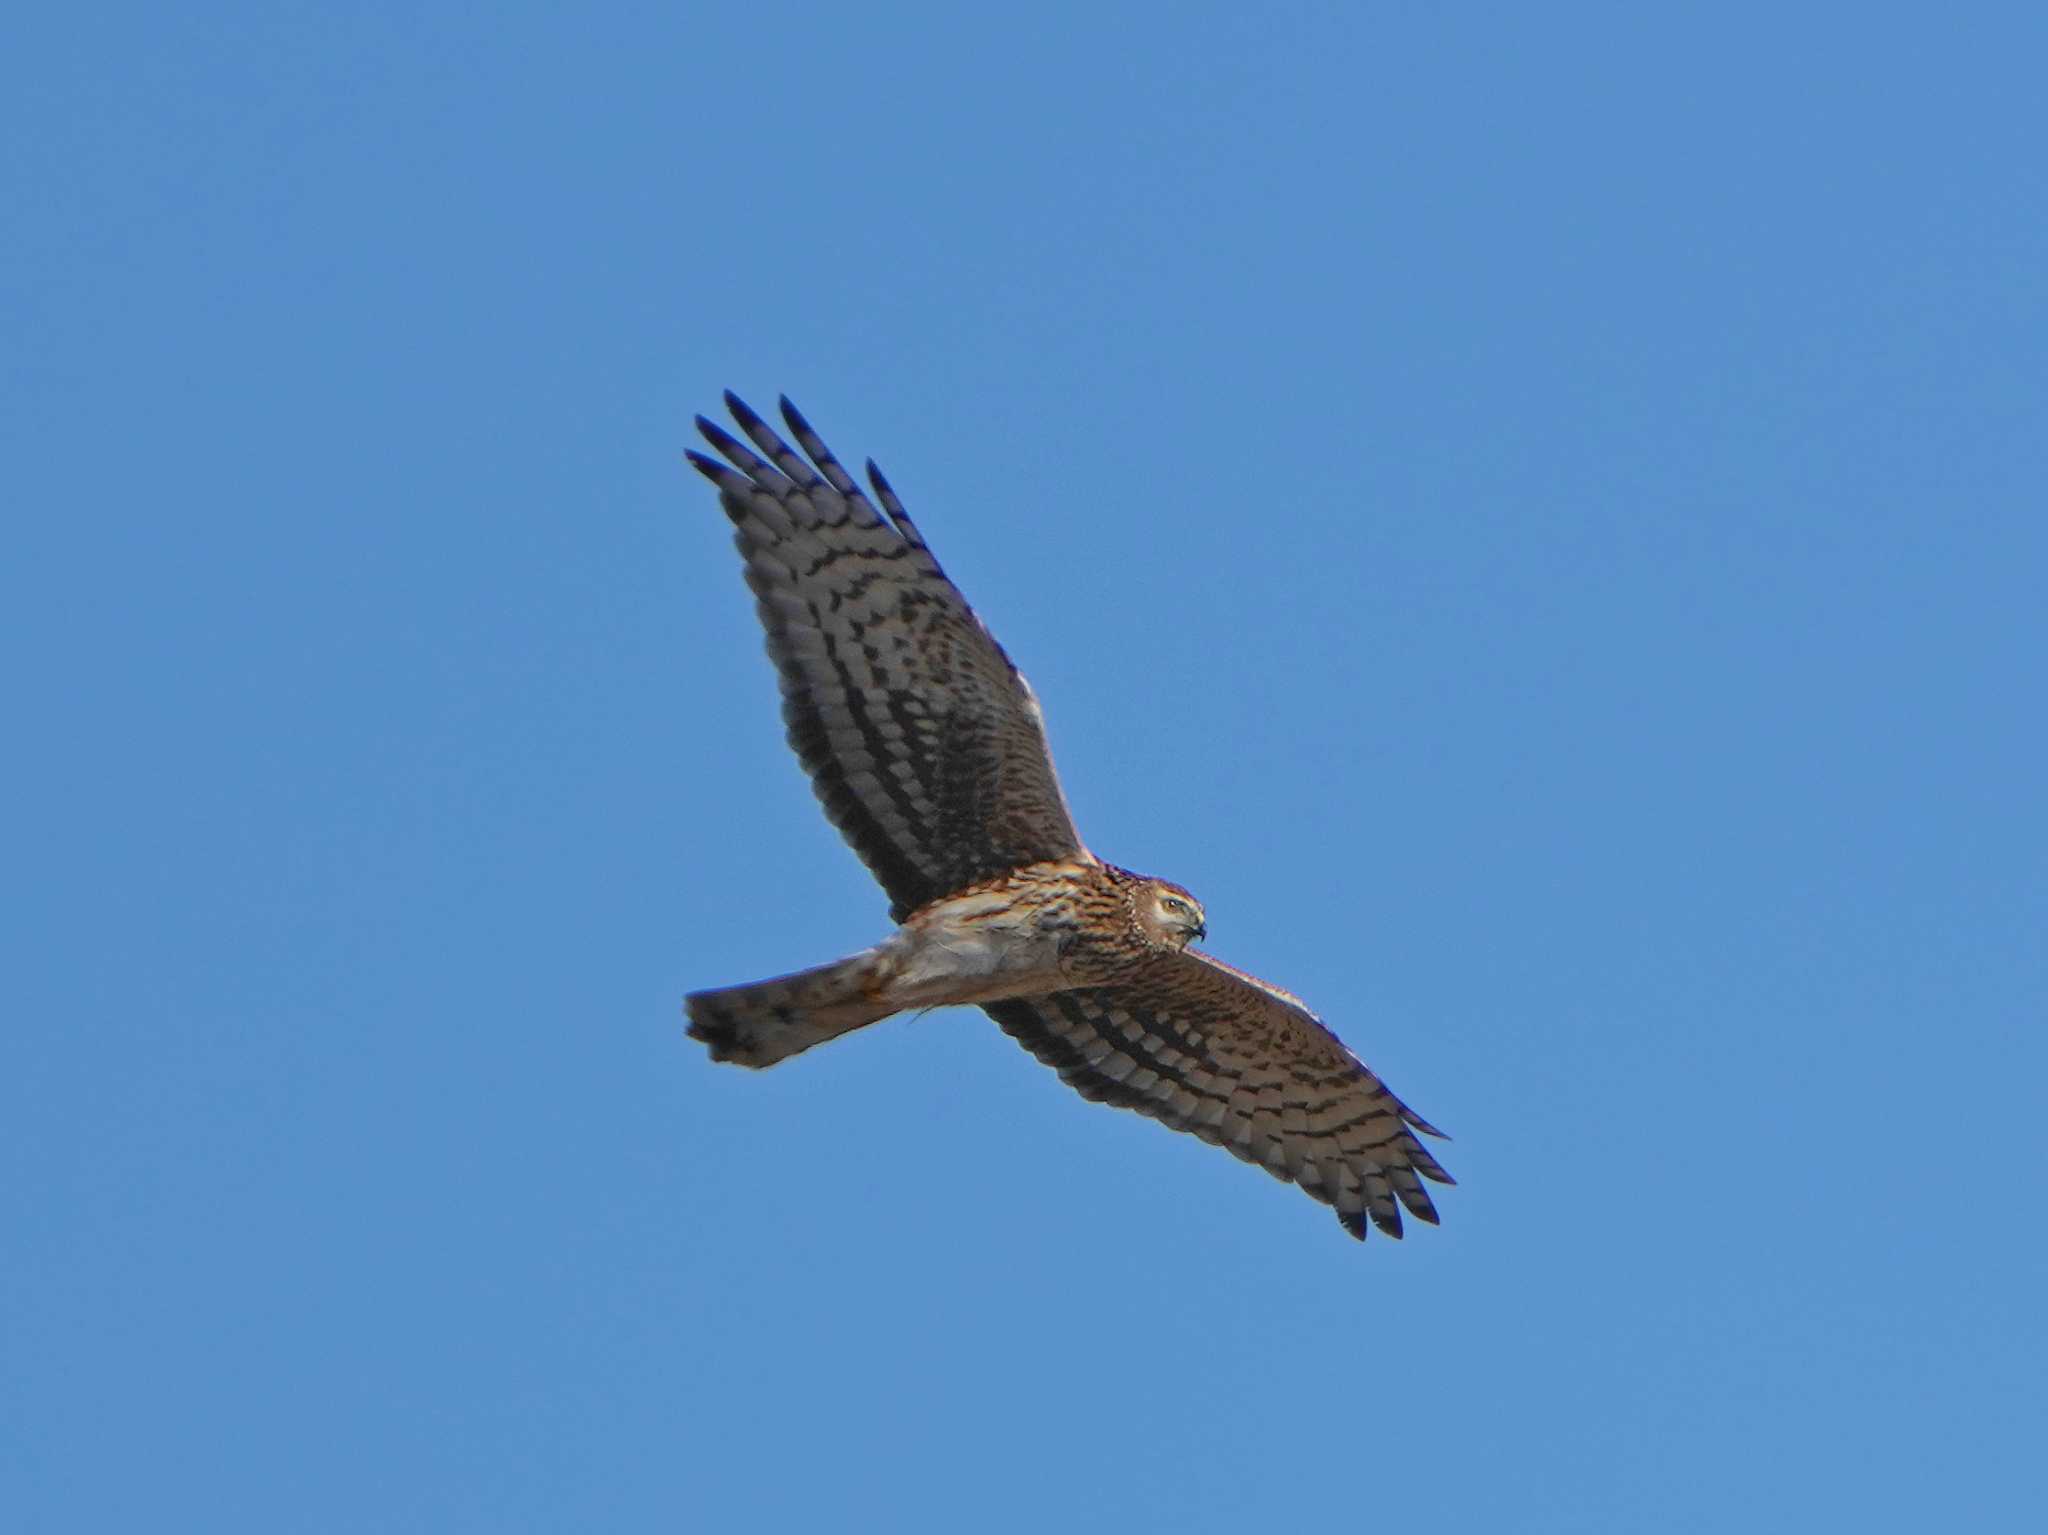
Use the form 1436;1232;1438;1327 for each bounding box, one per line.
686;950;898;1068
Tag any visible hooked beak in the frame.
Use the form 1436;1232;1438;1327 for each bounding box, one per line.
1191;920;1208;943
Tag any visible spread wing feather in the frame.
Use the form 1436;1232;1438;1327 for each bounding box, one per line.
983;950;1454;1240
688;395;1088;921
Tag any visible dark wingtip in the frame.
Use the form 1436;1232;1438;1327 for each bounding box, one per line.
694;409;758;456
723;390;768;433
684;449;727;482
693;415;778;484
778;392;819;454
865;458;907;521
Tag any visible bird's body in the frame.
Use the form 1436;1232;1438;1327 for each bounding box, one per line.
682;394;1454;1242
689;858;1202;1067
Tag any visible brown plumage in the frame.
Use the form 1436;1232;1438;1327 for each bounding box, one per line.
683;394;1454;1242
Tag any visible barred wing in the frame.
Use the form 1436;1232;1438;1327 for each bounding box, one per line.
984;951;1454;1240
688;395;1088;921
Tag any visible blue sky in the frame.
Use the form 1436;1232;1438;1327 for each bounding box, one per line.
6;3;2045;1530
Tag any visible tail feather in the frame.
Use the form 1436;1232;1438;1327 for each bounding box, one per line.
686;951;898;1068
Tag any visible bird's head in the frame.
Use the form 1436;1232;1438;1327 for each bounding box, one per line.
1135;879;1208;951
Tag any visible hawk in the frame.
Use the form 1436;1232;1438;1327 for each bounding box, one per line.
683;394;1454;1242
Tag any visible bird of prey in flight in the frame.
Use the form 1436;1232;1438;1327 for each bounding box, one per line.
684;394;1453;1242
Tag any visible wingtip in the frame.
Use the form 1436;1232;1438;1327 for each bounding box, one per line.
694;414;766;475
780;394;835;455
694;413;737;452
684;448;721;479
723;389;769;433
866;458;910;523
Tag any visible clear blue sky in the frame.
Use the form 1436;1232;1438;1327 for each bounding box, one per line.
6;4;2044;1530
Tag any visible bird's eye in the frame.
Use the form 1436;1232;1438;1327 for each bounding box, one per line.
1163;897;1186;913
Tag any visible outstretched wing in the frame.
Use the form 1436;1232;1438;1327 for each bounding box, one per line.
983;950;1454;1240
689;394;1088;921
